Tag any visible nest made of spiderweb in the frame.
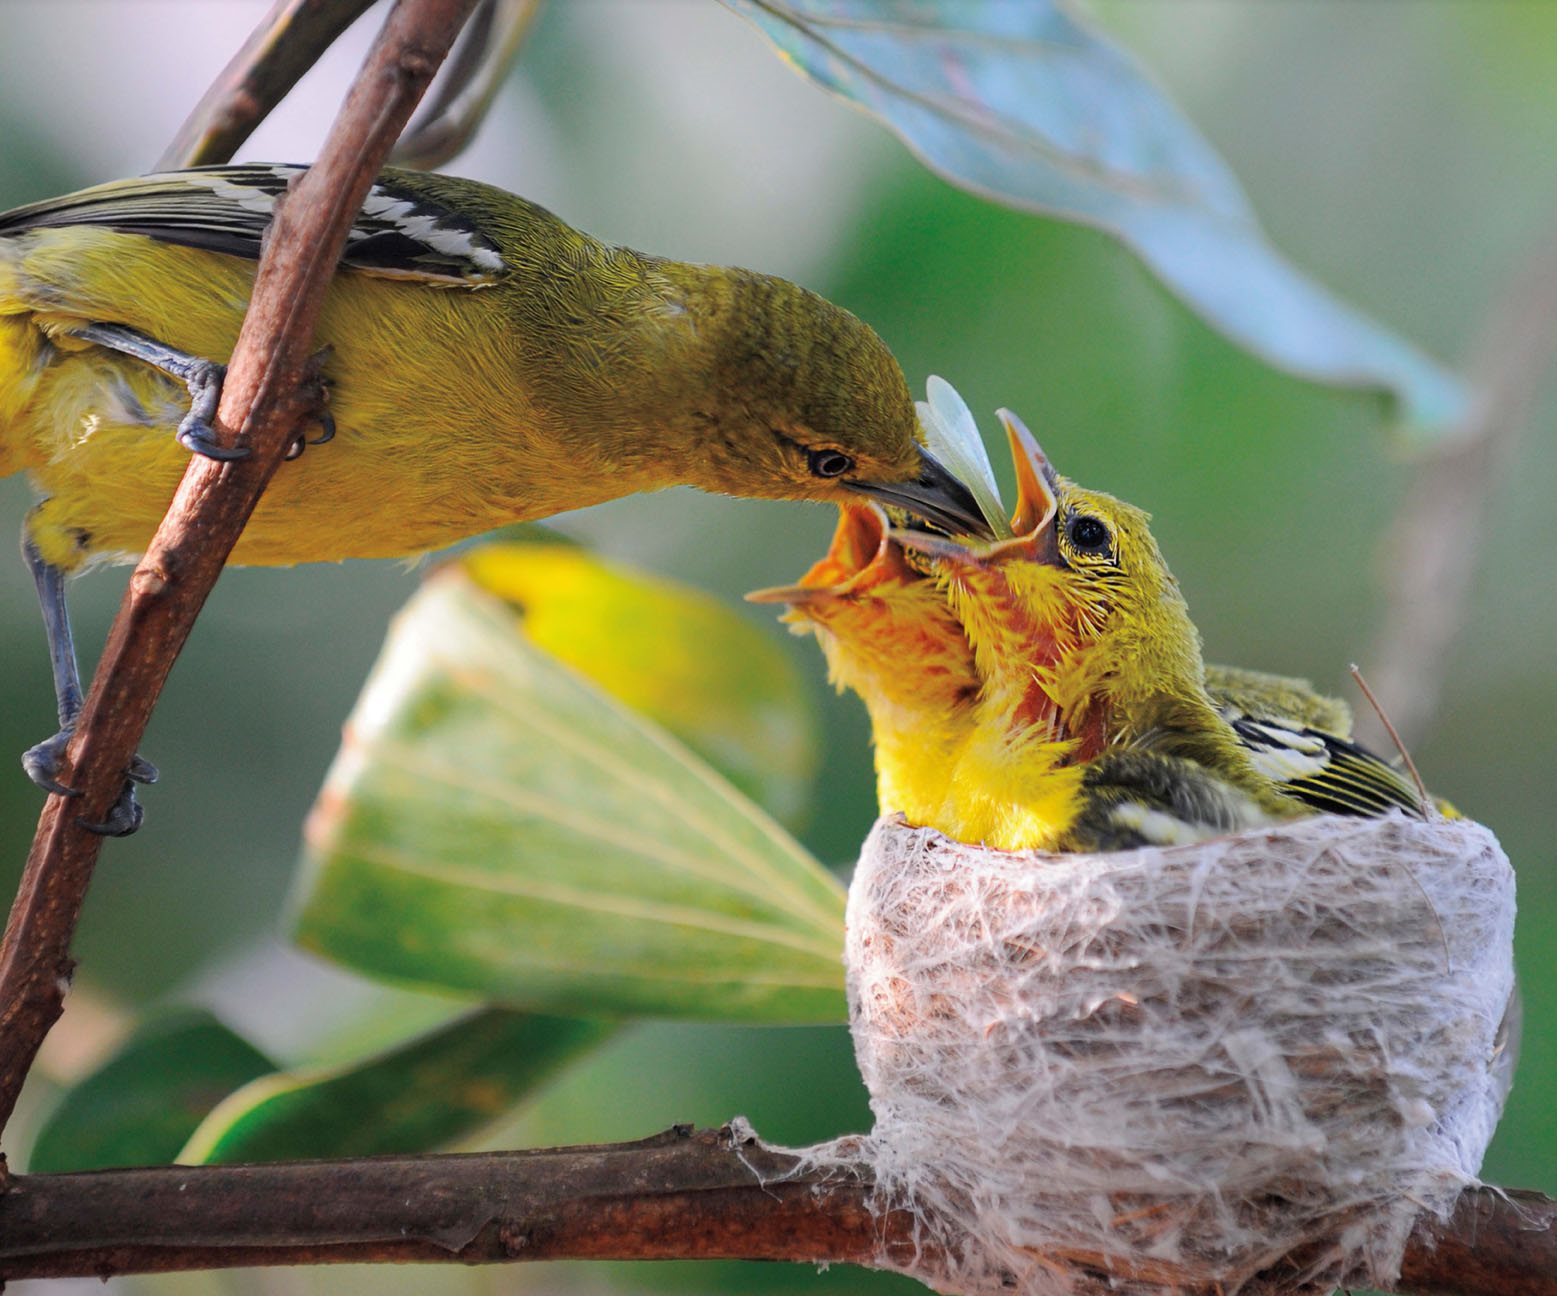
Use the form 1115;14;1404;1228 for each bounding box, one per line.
840;813;1516;1296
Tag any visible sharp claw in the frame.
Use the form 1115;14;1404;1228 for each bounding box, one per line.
77;782;144;837
284;408;333;461
127;754;159;785
178;419;251;461
309;410;336;446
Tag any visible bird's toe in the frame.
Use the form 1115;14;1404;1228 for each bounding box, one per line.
21;729;80;798
76;781;145;837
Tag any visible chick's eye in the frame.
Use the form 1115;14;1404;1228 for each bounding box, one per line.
1067;514;1111;554
807;448;855;479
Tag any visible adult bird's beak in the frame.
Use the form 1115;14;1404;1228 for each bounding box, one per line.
846;448;994;540
890;409;1063;568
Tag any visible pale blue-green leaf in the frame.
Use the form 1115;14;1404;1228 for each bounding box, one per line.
293;567;847;1023
726;0;1466;443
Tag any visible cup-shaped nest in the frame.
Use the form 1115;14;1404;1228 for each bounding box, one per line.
845;812;1516;1296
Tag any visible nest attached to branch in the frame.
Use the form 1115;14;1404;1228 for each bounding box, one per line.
840;813;1516;1295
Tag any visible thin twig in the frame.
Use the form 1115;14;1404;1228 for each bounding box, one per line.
157;0;381;170
0;1126;1547;1294
1349;662;1432;816
0;0;479;1142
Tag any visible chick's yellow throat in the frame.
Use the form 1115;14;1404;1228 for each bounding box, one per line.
749;503;991;838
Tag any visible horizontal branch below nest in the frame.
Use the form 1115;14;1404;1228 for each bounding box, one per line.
0;1125;1550;1295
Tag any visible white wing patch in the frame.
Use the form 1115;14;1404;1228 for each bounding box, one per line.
0;165;509;287
197;170;289;216
358;192;505;274
1242;723;1331;783
1111;803;1209;846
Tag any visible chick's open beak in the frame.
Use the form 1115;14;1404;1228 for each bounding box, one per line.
890;409;1064;569
746;503;891;607
999;408;1059;537
846;448;993;540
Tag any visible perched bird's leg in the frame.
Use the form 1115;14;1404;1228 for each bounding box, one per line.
19;528;156;837
19;532;84;799
66;322;246;462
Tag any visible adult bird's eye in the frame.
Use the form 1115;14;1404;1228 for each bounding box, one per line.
1067;514;1111;554
807;448;855;479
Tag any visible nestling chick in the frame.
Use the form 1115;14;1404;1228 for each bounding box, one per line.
760;381;1443;853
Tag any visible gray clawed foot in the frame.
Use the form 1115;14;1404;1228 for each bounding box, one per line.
21;726;157;835
286;349;336;460
176;360;250;461
76;780;145;837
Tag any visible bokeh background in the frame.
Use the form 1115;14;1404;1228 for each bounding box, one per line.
0;2;1552;1293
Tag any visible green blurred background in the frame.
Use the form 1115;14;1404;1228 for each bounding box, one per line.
0;2;1551;1292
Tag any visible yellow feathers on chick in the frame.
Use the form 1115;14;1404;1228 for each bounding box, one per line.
760;382;1444;853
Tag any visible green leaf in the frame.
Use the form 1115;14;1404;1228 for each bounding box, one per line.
28;1011;273;1172
292;561;847;1023
460;543;818;827
181;1009;615;1163
727;0;1466;442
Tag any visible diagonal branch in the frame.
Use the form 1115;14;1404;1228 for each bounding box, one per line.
0;0;480;1141
0;1126;1549;1295
157;0;382;170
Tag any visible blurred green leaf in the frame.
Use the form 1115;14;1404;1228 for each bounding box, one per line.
28;1011;273;1172
293;559;847;1022
181;1009;616;1163
461;543;817;828
184;544;830;1163
728;0;1465;441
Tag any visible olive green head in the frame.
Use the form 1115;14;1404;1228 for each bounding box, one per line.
684;269;989;535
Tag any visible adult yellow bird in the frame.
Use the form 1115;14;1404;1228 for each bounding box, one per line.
758;385;1440;854
0;164;988;833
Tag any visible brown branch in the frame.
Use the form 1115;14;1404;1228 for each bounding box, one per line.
1397;1185;1557;1296
391;0;543;170
0;1127;917;1280
157;0;382;170
0;1127;1548;1294
0;0;479;1141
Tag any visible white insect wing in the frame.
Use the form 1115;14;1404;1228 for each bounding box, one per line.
918;375;1012;540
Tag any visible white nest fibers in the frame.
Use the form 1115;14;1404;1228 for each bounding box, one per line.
842;813;1517;1296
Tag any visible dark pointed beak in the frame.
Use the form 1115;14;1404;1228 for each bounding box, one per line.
846;449;994;539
